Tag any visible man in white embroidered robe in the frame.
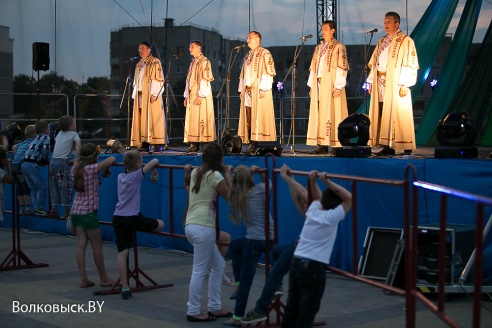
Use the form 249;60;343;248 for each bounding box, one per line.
367;12;419;155
131;42;167;152
183;40;215;153
306;20;349;155
238;31;277;155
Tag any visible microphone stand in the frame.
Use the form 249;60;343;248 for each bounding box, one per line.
155;52;181;150
120;60;136;148
216;46;243;145
360;31;376;115
281;38;308;155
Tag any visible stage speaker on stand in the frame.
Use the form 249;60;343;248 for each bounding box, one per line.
32;42;50;71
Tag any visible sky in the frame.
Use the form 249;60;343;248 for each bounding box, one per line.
0;0;490;83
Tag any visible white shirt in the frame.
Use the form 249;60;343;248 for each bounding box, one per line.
294;201;345;265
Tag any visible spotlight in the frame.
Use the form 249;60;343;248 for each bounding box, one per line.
362;82;370;91
435;110;477;158
430;78;438;88
106;138;126;154
1;122;21;151
335;113;371;157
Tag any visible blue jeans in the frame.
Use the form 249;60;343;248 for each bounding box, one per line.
21;162;47;210
255;240;297;314
281;257;326;328
230;237;270;317
49;159;72;206
12;164;31;198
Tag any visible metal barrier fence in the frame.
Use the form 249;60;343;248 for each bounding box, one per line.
1;92;438;148
0;156;488;326
276;164;490;328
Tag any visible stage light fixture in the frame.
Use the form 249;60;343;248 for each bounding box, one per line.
335;113;371;157
106;138;126;154
1;122;22;151
362;82;370;91
430;78;438;88
435;110;477;158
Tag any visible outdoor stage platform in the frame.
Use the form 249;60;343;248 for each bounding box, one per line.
2;144;492;284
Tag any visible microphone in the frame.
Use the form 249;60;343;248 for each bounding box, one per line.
366;28;378;35
128;56;140;62
300;34;313;42
233;44;246;50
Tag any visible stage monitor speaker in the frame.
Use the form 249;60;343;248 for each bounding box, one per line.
255;140;282;157
33;42;50;71
106;138;125;154
221;128;242;155
358;227;404;281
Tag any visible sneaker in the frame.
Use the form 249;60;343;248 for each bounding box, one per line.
274;286;283;299
35;209;48;216
24;206;34;215
241;309;267;324
121;288;132;299
19;205;26;215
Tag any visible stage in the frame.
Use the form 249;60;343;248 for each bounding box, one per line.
1;144;492;284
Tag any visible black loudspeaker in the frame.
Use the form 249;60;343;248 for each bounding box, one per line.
33;42;50;71
358;227;404;281
221;128;242;155
255;141;283;157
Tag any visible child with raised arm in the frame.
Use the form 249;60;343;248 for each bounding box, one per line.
224;164;274;326
49;115;81;218
71;143;115;288
21;120;50;216
281;170;352;328
112;150;164;299
11;125;36;215
0;148;14;222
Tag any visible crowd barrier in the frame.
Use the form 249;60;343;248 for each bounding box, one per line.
1;158;490;327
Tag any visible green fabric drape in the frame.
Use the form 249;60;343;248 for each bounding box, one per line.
472;22;492;145
415;0;483;144
357;0;459;115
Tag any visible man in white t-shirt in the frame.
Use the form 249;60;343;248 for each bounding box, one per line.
281;170;352;328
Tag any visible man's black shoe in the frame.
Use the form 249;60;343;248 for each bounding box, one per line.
183;143;198;153
376;147;395;156
403;150;413;155
310;145;329;155
139;142;150;152
198;142;209;153
245;142;258;155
